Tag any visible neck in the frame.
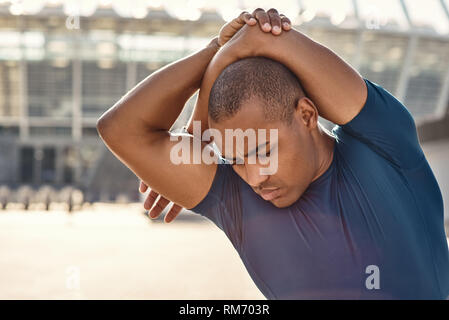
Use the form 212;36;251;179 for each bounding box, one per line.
311;126;335;182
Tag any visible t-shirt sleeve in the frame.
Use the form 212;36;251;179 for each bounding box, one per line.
189;162;244;250
339;78;424;169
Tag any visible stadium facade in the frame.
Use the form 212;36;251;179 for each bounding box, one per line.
0;0;448;204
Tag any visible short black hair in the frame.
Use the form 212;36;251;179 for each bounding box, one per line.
208;56;305;125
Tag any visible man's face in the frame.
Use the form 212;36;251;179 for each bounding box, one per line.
209;96;318;208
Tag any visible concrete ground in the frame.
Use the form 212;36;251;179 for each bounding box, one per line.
0;203;264;300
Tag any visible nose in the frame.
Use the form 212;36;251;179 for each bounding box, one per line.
245;163;269;188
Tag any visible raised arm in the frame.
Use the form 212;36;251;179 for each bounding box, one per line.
198;8;367;126
96;37;220;209
254;9;367;125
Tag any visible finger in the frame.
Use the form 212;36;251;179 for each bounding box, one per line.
229;11;255;32
139;181;148;193
144;190;158;211
267;8;282;35
241;11;257;26
149;196;170;219
280;14;292;30
253;8;271;32
164;204;183;223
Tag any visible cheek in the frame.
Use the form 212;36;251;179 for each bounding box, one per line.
270;154;293;185
278;149;309;183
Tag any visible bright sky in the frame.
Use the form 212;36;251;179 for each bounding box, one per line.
0;0;448;34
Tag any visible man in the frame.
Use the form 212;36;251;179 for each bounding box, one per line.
97;8;449;299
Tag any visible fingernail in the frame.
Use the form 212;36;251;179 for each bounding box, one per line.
273;26;281;33
249;18;256;23
283;22;290;28
263;23;271;30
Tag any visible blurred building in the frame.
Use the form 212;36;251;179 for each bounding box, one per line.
0;0;448;205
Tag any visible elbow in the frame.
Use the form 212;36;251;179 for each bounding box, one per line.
96;117;105;137
96;115;121;151
96;100;128;140
96;114;112;141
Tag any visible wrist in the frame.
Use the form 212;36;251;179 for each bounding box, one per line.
207;36;221;52
256;27;295;61
226;24;270;58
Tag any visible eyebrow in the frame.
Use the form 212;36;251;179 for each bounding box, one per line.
223;141;270;163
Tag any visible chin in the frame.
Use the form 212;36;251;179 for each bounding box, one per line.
270;195;294;208
270;189;303;208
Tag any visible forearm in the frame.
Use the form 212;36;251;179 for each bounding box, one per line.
196;25;367;126
259;28;367;124
187;41;246;138
186;52;228;138
97;37;220;138
186;92;209;137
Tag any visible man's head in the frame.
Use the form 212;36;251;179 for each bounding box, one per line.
208;57;328;208
209;56;302;125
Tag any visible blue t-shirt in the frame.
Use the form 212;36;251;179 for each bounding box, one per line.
190;78;449;299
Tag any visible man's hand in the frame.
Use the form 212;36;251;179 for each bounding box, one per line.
139;9;292;223
218;9;291;47
139;180;182;223
210;9;293;70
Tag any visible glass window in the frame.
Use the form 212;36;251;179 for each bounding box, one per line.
62;146;76;184
359;33;408;93
82;61;127;118
0;125;19;136
404;38;449;117
20;146;34;183
0;61;21;117
27;60;73;118
82;126;99;137
29;126;71;136
41;147;56;183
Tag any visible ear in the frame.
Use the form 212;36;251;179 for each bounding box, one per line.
294;97;318;130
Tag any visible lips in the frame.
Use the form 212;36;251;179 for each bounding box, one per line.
259;188;281;201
